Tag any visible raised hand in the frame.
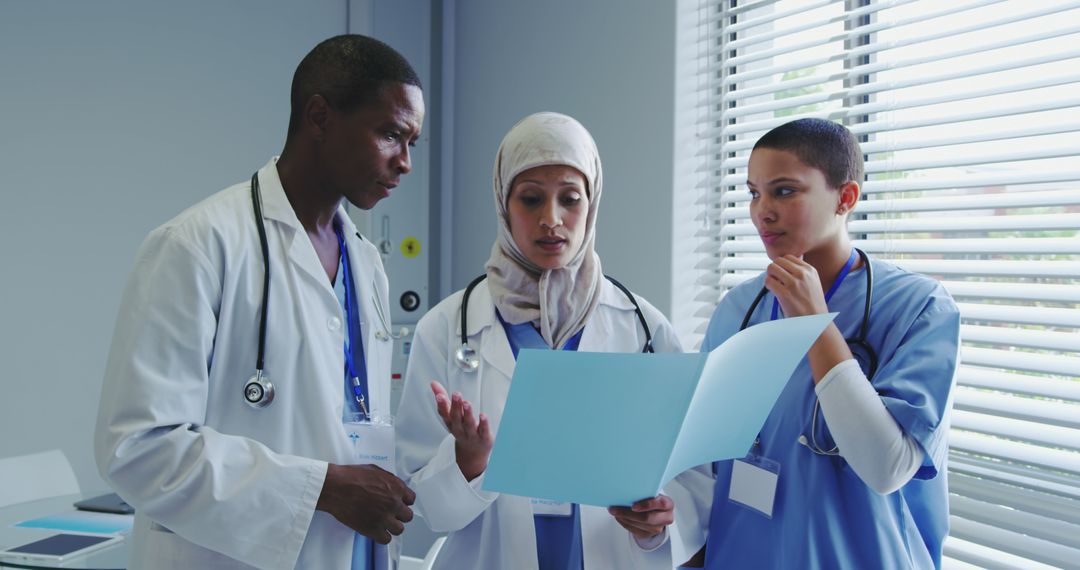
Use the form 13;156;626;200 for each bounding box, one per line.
765;255;829;318
316;464;415;544
431;380;494;481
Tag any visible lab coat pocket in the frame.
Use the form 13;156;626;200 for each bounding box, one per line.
142;523;255;569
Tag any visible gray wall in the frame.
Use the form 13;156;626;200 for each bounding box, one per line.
0;0;681;495
447;0;677;315
0;0;351;491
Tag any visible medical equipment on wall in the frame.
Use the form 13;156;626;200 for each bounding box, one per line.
739;248;877;455
453;274;655;373
244;172;398;409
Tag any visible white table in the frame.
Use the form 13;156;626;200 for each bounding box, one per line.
0;493;127;570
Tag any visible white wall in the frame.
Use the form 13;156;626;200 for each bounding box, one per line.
447;0;678;316
0;0;351;490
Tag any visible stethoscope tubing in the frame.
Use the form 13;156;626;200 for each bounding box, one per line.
248;171;392;407
252;173;270;373
739;248;873;351
739;248;878;455
454;274;655;372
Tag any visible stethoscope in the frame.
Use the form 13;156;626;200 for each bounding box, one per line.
453;274;654;372
739;248;878;455
243;172;398;409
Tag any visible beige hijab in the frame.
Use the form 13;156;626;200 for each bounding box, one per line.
484;112;604;349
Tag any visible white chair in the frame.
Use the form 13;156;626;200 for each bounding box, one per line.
0;449;80;508
398;536;446;570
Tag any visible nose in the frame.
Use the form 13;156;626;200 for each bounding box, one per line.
539;199;562;229
393;145;412;175
751;194;775;226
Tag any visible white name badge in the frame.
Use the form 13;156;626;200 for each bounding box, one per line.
530;498;573;517
343;413;396;473
728;455;780;518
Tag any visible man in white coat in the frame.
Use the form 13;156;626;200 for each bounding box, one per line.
95;35;424;569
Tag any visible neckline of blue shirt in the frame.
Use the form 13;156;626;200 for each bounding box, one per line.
495;310;583;359
770;249;858;321
334;221;369;415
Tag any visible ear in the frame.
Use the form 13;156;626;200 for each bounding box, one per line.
836;180;861;216
302;94;331;141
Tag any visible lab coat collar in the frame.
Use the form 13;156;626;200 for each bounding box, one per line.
254;158;365;292
462;281;516;380
465;277;639;378
255;158;391;412
255;157;363;238
464;276;635;338
464;280;498;338
579;279;638;352
596;276;637;311
255;158;304;232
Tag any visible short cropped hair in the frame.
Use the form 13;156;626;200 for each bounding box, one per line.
753;118;864;188
287;34;422;135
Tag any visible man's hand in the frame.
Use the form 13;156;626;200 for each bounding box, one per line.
608;495;675;541
431;380;493;481
316;464;415;544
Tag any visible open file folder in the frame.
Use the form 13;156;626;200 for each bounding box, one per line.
482;313;836;507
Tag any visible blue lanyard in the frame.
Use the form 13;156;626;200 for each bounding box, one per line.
771;249;858;321
335;223;370;419
496;311;583;360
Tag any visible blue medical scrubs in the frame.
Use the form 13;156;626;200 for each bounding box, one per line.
498;313;585;570
700;259;960;569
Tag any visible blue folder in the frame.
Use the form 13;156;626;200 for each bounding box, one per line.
482;313;836;507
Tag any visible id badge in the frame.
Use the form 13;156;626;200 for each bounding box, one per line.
343;413;396;473
728;454;780;518
530;498;573;517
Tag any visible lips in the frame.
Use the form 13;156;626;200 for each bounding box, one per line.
536;236;567;252
760;231;783;245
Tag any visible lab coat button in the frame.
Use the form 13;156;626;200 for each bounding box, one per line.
328;317;341;331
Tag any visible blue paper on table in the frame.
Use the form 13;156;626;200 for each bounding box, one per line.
16;510;133;535
482;312;836;507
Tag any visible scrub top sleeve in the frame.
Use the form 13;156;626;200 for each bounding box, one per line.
700;311;722;353
700;310;729;354
875;296;961;479
700;290;748;354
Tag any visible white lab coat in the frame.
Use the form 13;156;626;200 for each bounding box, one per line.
95;159;396;570
396;280;713;570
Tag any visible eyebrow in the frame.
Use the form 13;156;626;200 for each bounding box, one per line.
516;178;583;187
390;120;421;139
747;176;802;188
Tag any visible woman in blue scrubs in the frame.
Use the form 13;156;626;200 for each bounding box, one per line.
696;119;960;568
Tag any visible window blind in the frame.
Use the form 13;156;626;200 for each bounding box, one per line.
686;0;1080;567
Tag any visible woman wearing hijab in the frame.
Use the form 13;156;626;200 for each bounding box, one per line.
395;112;712;569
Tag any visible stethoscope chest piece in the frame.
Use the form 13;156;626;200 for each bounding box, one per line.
454;344;480;373
244;370;275;408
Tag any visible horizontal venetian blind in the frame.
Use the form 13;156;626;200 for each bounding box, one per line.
692;0;1080;567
